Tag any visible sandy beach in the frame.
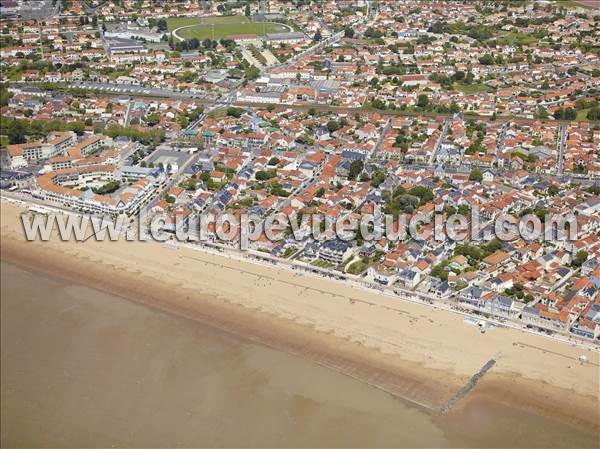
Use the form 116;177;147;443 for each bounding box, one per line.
1;200;599;440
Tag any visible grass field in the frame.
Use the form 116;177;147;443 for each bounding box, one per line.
454;83;494;94
576;108;590;120
167;15;251;31
496;31;540;46
168;15;289;40
206;107;229;119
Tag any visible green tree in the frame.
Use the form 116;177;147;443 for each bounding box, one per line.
326;120;340;133
7;120;26;144
245;64;260;80
408;186;434;204
0;87;13;107
417;94;429;108
431;260;450;281
255;170;277;181
226;107;244;118
554;107;577;120
156;18;167;32
479;53;495;65
572;250;588;268
587;108;600;121
348;160;364;180
469;168;483;182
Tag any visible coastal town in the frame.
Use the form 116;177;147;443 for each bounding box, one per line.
1;0;599;347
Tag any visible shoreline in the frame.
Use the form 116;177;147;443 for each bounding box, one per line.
1;240;453;413
1;201;599;436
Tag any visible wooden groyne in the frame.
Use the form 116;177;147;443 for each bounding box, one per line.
438;358;497;415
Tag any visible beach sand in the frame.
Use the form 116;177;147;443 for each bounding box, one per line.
1;201;599;444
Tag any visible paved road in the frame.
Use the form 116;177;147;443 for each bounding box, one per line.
496;121;508;166
370;117;392;159
430;118;451;165
123;100;133;127
557;124;567;175
181;91;237;136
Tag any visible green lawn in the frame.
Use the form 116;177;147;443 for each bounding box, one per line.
576;108;590;120
496;31;539;46
346;259;370;275
167;15;251;31
168;15;288;40
206;107;228;119
454;83;494;94
311;259;335;269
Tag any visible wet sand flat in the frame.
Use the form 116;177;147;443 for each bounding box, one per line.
1;262;448;448
2;261;599;448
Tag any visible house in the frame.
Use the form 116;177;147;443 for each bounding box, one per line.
522;304;569;331
481;251;511;268
299;152;326;177
575;303;600;339
458;286;493;308
429;279;451;299
106;38;148;56
398;268;421;289
482;170;494;183
484;294;514;317
575;198;600;217
265;32;306;44
537;253;557;270
581;258;598;276
356;123;378;140
570;319;599;340
210;170;226;183
368;262;398;286
397;29;418;39
317;239;354;264
489;272;514;292
449;255;469;271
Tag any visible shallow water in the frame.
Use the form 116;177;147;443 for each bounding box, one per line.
1;262;597;448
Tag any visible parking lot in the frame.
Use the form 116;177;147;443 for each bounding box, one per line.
72;81;212;100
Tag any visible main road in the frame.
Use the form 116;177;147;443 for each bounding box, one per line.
557;123;568;175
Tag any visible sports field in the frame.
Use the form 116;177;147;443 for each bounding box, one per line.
168;15;290;40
